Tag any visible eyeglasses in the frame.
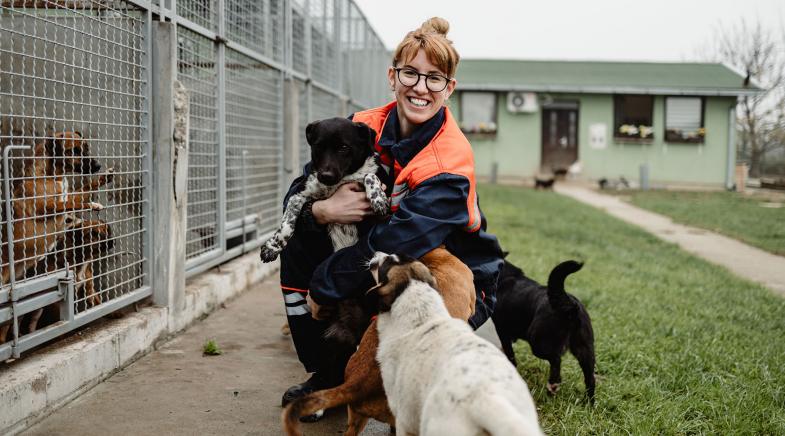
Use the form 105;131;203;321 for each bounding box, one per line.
393;67;451;92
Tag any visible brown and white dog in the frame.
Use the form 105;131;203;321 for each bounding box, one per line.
282;247;475;436
1;131;112;285
372;253;543;436
20;219;115;336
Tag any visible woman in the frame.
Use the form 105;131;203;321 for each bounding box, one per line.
277;17;505;410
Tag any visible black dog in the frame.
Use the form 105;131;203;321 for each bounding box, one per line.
259;117;388;263
492;259;596;404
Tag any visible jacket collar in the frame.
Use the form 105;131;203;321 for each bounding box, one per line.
378;105;445;168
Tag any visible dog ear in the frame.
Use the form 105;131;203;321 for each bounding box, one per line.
353;122;377;152
45;132;66;156
305;121;320;146
501;250;510;259
409;262;437;290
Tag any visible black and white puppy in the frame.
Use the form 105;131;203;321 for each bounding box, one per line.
492;259;596;404
370;252;545;436
259;117;388;263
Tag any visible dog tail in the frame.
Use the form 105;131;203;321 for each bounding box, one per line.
469;393;545;436
281;385;353;436
546;260;583;316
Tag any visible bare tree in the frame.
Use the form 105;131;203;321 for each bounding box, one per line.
701;19;785;178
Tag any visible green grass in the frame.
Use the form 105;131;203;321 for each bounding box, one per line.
616;190;785;255
479;184;785;435
202;339;223;356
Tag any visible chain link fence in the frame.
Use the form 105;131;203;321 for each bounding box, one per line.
0;0;389;361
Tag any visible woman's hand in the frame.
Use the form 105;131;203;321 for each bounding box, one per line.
312;182;372;225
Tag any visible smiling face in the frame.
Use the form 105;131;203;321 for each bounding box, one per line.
388;49;456;138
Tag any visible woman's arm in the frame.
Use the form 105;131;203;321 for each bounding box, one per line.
308;174;472;304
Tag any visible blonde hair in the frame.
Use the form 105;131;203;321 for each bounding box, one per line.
392;17;460;78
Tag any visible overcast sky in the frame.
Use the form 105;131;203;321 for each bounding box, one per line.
353;0;785;63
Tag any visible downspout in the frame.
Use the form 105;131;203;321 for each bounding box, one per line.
725;104;737;190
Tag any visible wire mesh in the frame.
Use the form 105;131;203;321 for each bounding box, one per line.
177;0;217;32
297;79;310;167
0;0;148;330
224;48;282;236
177;26;220;260
225;0;284;63
291;3;307;75
311;86;343;122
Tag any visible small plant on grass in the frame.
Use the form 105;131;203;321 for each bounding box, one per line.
202;339;223;356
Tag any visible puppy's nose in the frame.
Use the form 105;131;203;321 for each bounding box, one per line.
87;159;102;174
316;171;340;185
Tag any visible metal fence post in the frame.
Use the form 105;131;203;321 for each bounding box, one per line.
283;79;302;187
151;22;189;324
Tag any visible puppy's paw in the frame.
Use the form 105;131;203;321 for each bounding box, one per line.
259;245;280;263
547;382;560;395
89;202;104;211
298;408;324;423
364;174;389;215
369;194;389;215
100;167;116;185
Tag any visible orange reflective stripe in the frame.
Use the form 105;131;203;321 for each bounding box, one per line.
281;285;309;294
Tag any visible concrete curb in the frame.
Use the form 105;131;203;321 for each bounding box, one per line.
0;253;277;435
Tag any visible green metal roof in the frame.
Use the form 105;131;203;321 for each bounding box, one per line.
455;60;760;96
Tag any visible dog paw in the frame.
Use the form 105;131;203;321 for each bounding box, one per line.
101;167;116;184
259;245;279;263
89;202;104;211
298;409;324;423
547;382;560;395
370;196;389;215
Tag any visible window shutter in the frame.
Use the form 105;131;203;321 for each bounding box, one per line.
666;97;702;131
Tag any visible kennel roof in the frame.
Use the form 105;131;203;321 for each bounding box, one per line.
455;60;760;97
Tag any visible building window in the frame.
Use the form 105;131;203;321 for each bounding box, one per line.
614;95;654;140
459;92;497;134
665;97;705;143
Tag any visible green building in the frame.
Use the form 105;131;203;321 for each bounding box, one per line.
452;60;759;189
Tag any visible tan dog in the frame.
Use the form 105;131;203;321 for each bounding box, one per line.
1;132;111;285
282;247;475;435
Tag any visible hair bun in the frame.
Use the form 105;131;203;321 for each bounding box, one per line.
419;17;450;36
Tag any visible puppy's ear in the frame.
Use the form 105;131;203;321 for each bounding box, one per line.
305;120;320;146
502;250;510;259
353;121;377;152
45;132;65;156
409;262;437;290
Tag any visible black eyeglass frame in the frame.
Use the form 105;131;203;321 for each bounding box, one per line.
393;67;452;92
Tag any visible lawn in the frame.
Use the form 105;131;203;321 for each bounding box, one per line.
479;184;785;435
614;190;785;255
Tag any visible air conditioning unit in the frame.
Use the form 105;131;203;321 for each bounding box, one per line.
507;92;538;113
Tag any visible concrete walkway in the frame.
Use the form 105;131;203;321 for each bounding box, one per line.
20;271;500;436
555;184;785;295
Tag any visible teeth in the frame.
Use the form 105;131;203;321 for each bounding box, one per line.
408;97;428;107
